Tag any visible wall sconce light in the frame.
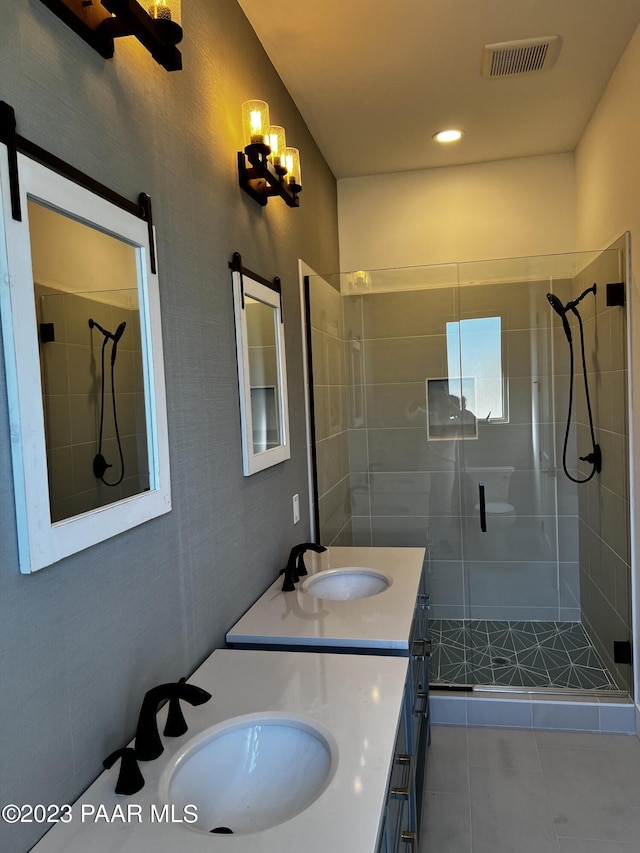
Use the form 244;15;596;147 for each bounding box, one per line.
347;270;372;292
267;126;287;171
37;0;183;72
238;100;302;208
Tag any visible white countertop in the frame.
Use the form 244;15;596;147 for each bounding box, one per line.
30;648;409;853
226;546;425;651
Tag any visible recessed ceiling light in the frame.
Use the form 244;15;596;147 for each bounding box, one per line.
433;129;465;143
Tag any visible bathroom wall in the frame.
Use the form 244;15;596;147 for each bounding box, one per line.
0;2;339;850
573;244;632;693
575;20;640;703
337;153;576;271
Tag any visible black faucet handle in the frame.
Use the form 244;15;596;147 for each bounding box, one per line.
163;678;211;737
103;747;145;796
164;676;188;737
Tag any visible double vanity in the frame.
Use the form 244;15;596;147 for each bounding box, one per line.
32;547;429;853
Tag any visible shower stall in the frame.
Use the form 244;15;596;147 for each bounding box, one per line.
305;244;632;697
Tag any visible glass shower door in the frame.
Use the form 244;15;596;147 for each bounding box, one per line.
456;263;565;689
456;250;631;693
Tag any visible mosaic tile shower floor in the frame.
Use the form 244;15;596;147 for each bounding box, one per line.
429;619;619;690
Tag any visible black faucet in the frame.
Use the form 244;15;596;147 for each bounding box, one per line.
281;542;327;591
134;680;212;761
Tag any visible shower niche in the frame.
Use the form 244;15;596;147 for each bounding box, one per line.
305;245;632;695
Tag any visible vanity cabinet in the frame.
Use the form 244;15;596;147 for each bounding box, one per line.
409;578;430;831
377;685;417;853
28;649;410;853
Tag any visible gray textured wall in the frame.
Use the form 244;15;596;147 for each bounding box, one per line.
0;2;339;849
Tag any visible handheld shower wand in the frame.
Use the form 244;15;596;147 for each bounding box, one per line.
89;318;127;486
89;319;127;364
546;293;573;343
546;285;601;483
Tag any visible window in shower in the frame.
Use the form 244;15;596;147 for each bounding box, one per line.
446;316;507;422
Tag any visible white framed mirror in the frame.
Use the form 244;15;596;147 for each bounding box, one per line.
0;151;171;573
231;261;290;476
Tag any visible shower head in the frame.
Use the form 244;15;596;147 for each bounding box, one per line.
113;322;126;345
110;322;126;366
546;293;566;315
89;319;127;366
546;293;572;343
89;319;127;344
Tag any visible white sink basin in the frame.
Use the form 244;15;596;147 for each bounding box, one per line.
300;567;390;600
158;712;337;835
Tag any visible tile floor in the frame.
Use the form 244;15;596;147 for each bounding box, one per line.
421;725;640;852
430;620;619;690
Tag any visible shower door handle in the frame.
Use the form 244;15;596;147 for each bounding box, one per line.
479;482;487;532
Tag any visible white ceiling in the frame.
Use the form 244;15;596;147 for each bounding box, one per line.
237;0;640;179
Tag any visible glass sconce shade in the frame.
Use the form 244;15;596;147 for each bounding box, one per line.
267;126;287;169
147;0;181;25
351;270;372;290
284;147;302;188
242;100;271;148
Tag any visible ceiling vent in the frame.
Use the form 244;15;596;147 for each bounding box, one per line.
482;36;562;78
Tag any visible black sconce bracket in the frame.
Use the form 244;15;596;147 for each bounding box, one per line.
37;0;182;72
238;143;300;208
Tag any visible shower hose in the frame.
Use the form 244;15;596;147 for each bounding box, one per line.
89;319;126;487
557;290;601;484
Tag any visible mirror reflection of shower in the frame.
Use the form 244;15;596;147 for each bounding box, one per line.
547;284;602;483
89;318;127;487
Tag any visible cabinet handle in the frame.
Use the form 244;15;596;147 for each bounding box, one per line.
413;690;429;718
401;831;417;851
391;753;413;799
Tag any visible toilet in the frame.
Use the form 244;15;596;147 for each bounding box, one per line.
468;466;517;525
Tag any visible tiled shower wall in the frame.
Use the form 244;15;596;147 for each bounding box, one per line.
36;288;148;522
308;278;353;545
573;243;632;693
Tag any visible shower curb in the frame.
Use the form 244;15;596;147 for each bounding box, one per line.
430;691;636;733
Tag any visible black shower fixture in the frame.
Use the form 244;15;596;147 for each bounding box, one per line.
89;319;126;364
546;284;597;343
546;292;573;342
89;318;126;343
89;318;127;487
547;284;601;483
